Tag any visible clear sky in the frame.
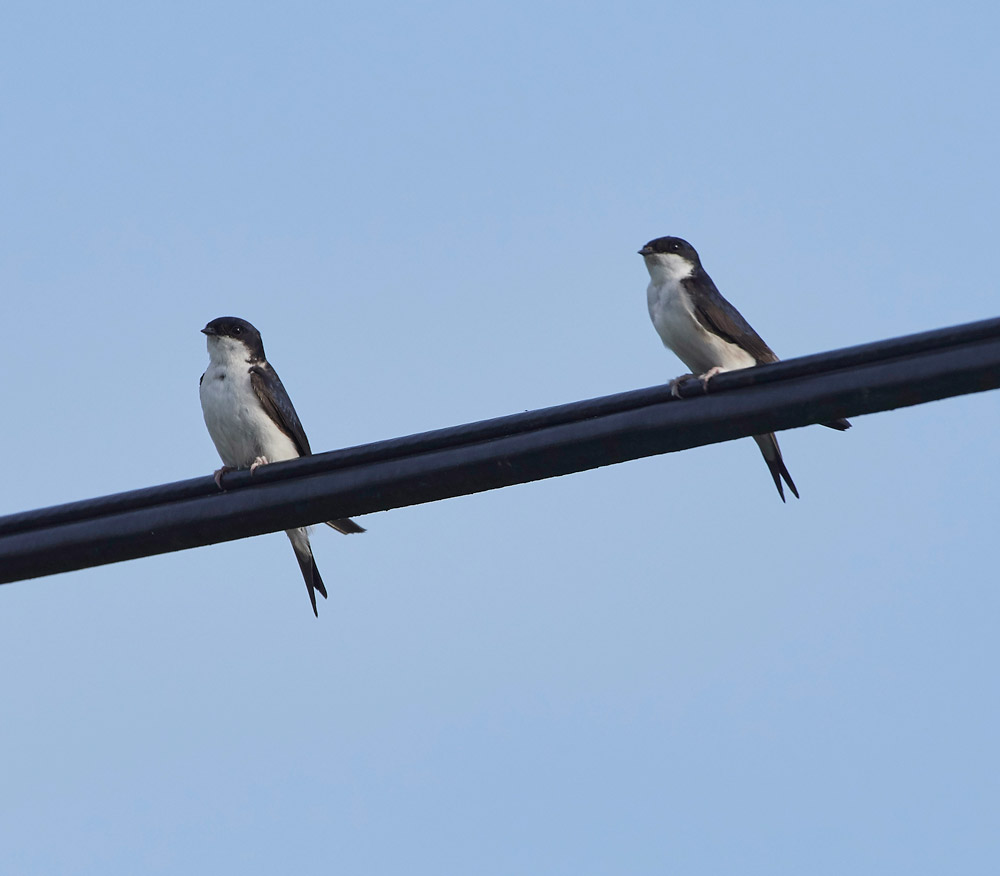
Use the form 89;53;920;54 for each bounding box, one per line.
2;1;998;873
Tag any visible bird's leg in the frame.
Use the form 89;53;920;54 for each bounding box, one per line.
250;455;270;475
669;373;697;398
213;466;236;489
698;366;724;391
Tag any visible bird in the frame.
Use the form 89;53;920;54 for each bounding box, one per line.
639;236;850;501
199;316;364;615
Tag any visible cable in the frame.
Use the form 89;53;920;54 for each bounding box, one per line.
1;315;998;584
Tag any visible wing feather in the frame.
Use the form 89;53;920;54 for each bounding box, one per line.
250;363;367;536
685;275;779;365
249;364;312;457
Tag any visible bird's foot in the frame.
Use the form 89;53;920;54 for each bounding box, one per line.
698;366;724;390
213;466;236;489
250;456;270;475
669;373;697;398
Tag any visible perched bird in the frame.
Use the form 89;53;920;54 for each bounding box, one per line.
199;316;364;615
639;236;850;501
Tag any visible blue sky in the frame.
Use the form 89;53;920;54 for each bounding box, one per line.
2;1;998;873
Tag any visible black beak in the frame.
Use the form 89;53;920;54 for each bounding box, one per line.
638;246;652;256
201;326;216;336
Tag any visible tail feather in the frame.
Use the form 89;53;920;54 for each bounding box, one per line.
286;528;328;617
325;518;366;535
823;417;852;431
752;433;799;502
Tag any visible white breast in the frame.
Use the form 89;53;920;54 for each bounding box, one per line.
646;278;756;376
200;357;299;469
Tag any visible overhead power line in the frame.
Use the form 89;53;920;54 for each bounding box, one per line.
1;316;999;585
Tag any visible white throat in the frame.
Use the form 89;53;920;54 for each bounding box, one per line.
206;335;254;370
643;252;695;286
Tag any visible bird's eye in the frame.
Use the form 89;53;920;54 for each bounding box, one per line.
232;325;243;335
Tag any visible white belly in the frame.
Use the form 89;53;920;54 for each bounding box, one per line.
200;365;299;468
647;280;756;376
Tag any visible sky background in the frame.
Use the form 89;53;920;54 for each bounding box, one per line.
2;1;998;873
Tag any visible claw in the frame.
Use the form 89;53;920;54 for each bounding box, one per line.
699;366;724;390
669;373;696;398
249;456;269;475
213;466;236;489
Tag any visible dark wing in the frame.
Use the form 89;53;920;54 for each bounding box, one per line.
249;363;312;457
690;276;853;431
326;518;366;534
686;274;852;432
685;274;779;365
252;363;368;535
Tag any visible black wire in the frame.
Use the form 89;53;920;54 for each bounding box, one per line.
1;316;998;584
